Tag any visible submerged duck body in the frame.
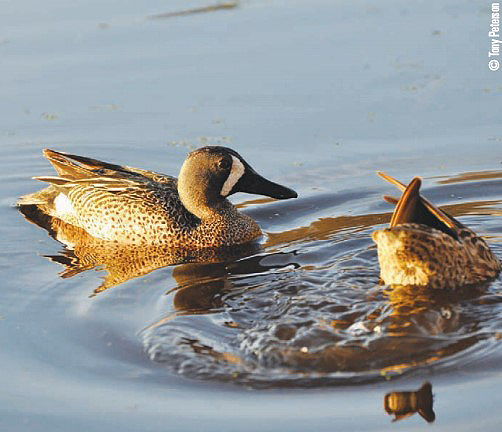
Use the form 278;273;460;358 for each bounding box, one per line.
18;147;297;247
372;172;500;289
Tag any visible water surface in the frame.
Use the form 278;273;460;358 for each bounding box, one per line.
2;0;502;431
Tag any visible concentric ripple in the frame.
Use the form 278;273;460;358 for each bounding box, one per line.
142;180;502;387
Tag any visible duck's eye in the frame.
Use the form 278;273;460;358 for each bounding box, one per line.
218;158;231;170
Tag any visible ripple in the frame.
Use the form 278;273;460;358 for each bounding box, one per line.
10;149;502;388
142;215;502;387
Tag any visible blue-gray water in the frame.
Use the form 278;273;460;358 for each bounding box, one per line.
2;0;502;430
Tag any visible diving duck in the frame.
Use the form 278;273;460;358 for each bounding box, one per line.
372;172;500;289
18;147;297;247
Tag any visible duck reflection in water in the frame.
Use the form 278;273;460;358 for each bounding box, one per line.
18;203;295;301
18;203;271;294
384;381;435;423
169;252;292;315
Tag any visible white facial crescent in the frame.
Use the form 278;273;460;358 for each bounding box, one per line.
220;155;245;196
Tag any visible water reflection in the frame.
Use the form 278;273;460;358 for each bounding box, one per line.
18;204;262;294
263;198;502;249
435;169;502;185
143;233;497;386
170;253;297;315
384;382;435;423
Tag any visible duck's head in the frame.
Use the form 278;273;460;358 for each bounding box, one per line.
178;146;297;218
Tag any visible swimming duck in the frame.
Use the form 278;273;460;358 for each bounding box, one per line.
18;147;297;247
372;172;500;289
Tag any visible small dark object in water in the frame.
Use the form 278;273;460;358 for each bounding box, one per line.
384;381;435;423
147;2;238;20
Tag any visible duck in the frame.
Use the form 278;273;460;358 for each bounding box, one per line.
371;172;500;289
18;147;297;247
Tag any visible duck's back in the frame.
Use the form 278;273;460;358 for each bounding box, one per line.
372;173;501;289
56;177;199;245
